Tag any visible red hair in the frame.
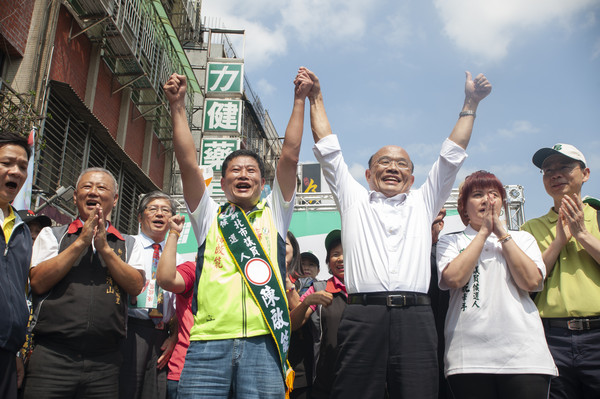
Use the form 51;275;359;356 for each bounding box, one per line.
457;170;506;225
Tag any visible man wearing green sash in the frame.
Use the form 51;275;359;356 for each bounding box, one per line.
164;67;312;398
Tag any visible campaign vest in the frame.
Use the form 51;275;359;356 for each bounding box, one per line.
32;224;131;355
190;200;286;341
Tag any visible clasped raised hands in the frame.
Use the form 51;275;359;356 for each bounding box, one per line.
479;194;507;240
294;67;314;99
79;205;109;250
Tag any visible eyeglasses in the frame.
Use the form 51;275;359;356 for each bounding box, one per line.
145;206;173;215
541;164;580;177
376;157;411;170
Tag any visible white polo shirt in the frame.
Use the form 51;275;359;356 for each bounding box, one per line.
436;227;557;376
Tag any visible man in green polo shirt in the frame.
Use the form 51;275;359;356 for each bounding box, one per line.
521;143;600;398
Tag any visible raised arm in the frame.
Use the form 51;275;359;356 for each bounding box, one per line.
157;214;187;293
164;74;205;212
306;69;333;143
276;67;313;201
30;209;99;294
94;207;144;295
448;72;492;150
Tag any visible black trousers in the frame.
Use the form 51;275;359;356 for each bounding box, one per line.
447;373;551;399
23;343;121;399
1;348;18;399
330;303;438;399
118;317;169;399
542;321;600;399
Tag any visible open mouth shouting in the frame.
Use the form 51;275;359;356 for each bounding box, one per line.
4;180;19;192
85;199;100;209
150;218;167;232
85;199;100;210
235;181;252;192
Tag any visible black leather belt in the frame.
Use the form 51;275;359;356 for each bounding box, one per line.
348;292;431;307
543;317;600;331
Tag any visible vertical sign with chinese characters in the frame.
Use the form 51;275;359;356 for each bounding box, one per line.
201;138;239;197
204;61;244;134
200;138;240;172
206;63;243;94
203;99;243;133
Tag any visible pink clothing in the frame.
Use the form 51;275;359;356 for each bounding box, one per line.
300;275;346;311
167;261;196;381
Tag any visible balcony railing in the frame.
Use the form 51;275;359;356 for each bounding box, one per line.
67;0;201;138
160;0;202;43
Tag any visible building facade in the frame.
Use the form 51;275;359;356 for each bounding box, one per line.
0;0;282;233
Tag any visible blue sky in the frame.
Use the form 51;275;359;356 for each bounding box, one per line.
202;0;600;221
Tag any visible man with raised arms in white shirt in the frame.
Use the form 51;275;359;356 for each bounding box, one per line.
306;68;491;399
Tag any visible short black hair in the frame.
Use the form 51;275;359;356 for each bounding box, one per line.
0;130;31;159
368;154;374;169
221;149;265;178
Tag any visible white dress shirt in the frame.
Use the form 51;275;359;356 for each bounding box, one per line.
128;231;179;323
313;135;466;294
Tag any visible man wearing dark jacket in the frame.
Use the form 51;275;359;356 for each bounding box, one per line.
0;131;33;399
24;167;145;398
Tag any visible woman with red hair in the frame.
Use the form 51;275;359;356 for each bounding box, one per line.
436;171;557;399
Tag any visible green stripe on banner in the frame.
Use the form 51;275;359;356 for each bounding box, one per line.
446;209;459;216
290;211;341;238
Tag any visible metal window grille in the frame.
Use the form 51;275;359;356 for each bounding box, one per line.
35;86;156;233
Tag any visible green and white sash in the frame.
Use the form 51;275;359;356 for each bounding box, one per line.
218;202;291;380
